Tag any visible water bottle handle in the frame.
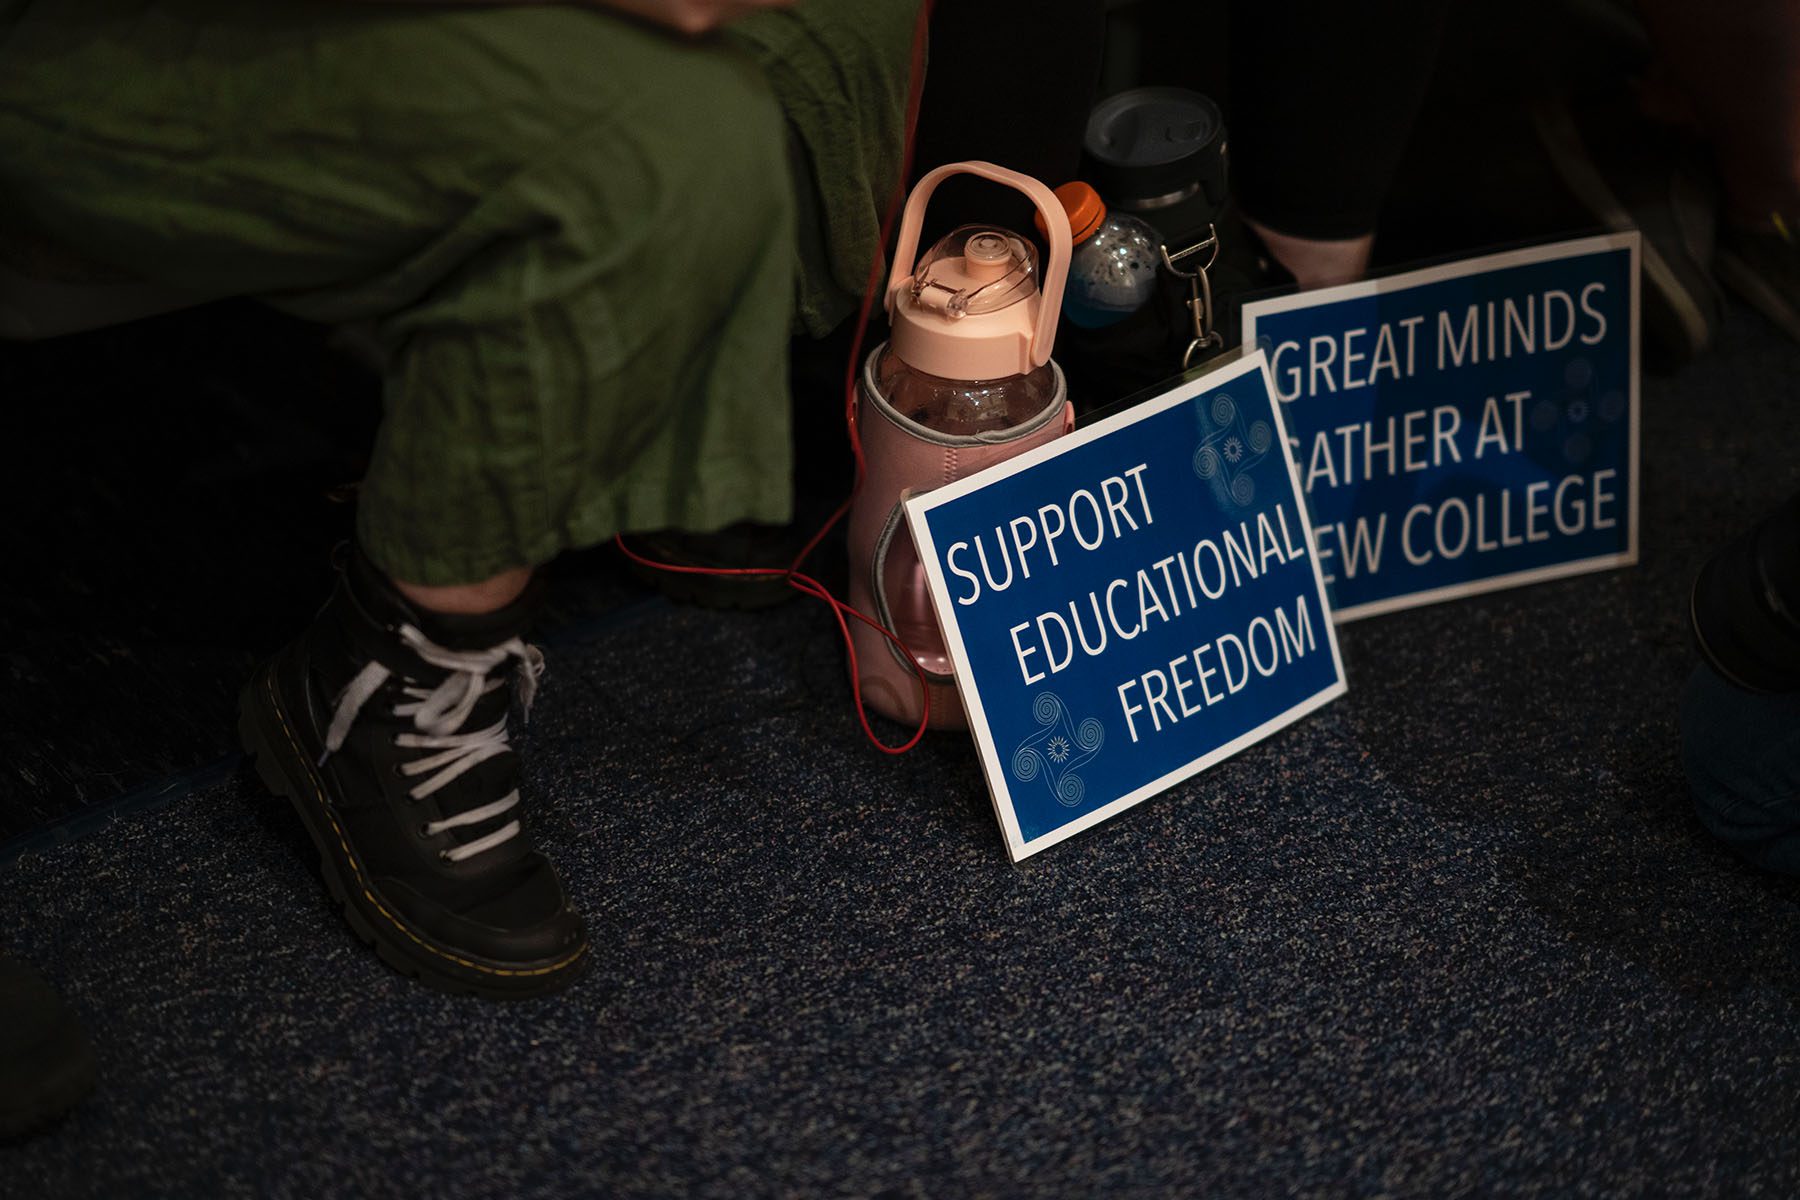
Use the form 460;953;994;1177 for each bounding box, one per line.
886;161;1071;370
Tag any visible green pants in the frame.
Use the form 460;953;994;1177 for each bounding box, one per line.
0;0;918;584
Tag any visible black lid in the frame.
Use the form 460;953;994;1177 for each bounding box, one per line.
1082;87;1228;216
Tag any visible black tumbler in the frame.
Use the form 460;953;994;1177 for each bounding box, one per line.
1058;87;1230;411
1083;87;1229;249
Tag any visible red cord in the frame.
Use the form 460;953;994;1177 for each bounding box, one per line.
615;0;938;755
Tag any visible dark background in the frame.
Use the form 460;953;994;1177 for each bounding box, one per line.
5;1;1799;1193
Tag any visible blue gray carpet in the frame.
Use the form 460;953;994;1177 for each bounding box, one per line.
4;298;1798;1196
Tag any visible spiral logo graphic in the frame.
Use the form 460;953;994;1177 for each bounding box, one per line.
1012;743;1041;781
1011;692;1105;810
1055;774;1086;807
1195;389;1271;513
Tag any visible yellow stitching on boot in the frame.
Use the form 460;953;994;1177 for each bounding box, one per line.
263;672;586;980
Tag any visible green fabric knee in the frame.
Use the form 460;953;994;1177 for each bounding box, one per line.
0;0;921;586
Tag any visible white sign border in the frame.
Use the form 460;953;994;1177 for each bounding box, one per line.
903;349;1349;863
1240;232;1643;624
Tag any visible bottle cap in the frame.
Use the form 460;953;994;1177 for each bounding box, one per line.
1033;181;1107;243
890;225;1042;378
885;161;1070;378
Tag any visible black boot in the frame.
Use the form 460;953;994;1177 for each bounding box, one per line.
239;548;588;998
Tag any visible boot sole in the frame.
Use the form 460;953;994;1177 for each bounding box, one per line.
238;657;588;1000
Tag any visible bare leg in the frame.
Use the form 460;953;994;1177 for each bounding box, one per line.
393;567;532;616
1243;218;1375;290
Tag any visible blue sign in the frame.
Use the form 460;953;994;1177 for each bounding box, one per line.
905;351;1347;861
1241;234;1640;621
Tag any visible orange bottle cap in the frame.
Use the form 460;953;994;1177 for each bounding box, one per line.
1032;181;1106;243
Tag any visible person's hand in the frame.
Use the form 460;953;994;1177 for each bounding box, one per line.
595;0;794;35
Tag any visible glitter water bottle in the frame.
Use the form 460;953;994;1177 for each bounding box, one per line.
1049;180;1164;330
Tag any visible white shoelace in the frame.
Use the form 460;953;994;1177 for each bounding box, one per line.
320;624;545;864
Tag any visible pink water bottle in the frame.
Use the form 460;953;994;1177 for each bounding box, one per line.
848;162;1075;730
